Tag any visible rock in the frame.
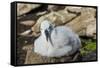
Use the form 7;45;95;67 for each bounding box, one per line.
48;5;59;11
48;5;65;11
81;7;96;18
65;6;82;13
19;29;32;36
20;20;35;26
17;3;41;16
36;11;47;16
65;7;96;37
86;19;96;38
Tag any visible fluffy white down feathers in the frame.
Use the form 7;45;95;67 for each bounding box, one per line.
34;20;81;57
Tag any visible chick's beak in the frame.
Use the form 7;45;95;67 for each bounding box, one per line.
45;29;50;41
45;29;53;46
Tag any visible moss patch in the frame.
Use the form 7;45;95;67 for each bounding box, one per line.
80;40;96;56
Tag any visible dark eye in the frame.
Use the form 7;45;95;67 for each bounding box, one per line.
49;26;53;30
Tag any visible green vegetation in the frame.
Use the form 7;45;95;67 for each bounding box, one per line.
80;39;96;56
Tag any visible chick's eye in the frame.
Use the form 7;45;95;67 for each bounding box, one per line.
49;26;53;30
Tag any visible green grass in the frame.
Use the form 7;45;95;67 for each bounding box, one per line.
80;40;96;56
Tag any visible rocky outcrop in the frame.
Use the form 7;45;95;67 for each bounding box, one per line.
66;7;96;37
30;7;96;38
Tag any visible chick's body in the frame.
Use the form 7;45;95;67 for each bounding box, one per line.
34;25;81;57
